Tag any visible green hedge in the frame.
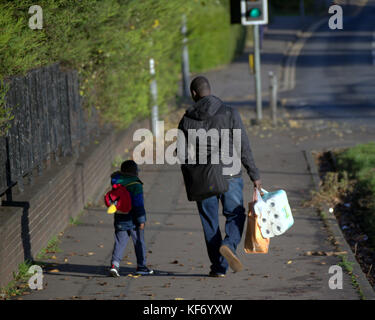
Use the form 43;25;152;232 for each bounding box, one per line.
336;142;375;246
0;0;245;131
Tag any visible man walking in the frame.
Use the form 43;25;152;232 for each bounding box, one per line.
178;76;262;277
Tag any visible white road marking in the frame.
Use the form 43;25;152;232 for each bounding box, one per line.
282;18;326;92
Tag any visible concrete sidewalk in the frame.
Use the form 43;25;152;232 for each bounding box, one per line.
21;129;370;300
20;16;375;300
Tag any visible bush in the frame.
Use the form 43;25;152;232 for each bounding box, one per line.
0;0;246;131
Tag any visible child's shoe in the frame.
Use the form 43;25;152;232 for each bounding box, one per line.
208;271;226;278
109;264;120;277
136;266;154;275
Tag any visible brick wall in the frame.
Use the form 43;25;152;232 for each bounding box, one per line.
0;119;150;287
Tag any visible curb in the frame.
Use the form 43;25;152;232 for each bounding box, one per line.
303;149;375;300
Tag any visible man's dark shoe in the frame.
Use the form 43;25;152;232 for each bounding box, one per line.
219;245;243;272
109;264;120;277
208;271;226;278
136;266;154;275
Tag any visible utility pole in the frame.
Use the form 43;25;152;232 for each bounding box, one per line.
253;25;262;121
181;14;190;98
240;0;268;123
269;71;278;126
300;0;305;19
149;58;159;137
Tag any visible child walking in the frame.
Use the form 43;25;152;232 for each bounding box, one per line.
109;160;153;277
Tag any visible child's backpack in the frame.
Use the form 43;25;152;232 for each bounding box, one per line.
104;183;132;214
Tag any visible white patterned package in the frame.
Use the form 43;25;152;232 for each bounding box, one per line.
253;189;294;238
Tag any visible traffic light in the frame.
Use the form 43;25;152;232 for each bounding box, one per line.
240;0;268;25
230;0;241;24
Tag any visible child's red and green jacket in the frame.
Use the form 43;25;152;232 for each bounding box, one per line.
110;171;146;231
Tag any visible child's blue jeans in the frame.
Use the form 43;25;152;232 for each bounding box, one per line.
111;228;147;268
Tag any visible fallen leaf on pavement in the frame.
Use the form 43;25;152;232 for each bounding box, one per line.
87;252;95;256
49;269;60;273
175;298;184;300
288;120;301;128
287;260;293;264
304;251;347;257
325;251;347;256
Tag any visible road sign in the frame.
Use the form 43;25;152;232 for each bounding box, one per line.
241;0;268;25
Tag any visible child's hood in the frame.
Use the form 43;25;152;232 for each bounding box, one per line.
111;171;143;187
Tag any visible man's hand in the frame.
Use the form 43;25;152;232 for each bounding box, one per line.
252;179;263;204
253;179;263;195
139;223;145;230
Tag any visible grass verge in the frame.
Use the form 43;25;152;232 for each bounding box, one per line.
335;142;375;246
306;142;375;292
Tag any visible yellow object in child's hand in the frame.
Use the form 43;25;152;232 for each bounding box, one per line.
107;204;117;214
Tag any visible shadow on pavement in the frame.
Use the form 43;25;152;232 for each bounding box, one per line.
38;262;208;278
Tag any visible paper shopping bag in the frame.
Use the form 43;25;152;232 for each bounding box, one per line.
244;201;270;254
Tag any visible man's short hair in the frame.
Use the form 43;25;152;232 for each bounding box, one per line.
190;76;211;96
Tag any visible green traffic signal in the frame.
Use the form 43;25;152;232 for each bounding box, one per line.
249;8;261;18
